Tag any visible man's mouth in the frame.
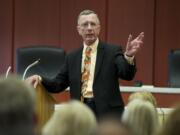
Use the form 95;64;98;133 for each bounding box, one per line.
86;33;94;37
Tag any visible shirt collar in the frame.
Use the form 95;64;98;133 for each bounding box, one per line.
83;38;99;53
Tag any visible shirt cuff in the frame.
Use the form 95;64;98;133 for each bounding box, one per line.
124;53;135;65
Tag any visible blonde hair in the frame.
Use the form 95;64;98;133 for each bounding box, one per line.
42;100;97;135
122;99;158;135
128;91;157;107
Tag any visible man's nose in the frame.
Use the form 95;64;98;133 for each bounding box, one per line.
87;23;93;29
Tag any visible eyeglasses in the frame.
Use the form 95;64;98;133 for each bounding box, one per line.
79;22;99;29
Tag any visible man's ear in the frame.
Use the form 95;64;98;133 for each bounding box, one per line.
97;25;101;34
77;25;81;35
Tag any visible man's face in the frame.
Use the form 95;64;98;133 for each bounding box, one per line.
77;14;101;45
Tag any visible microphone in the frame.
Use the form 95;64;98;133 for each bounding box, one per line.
22;59;40;80
5;66;11;78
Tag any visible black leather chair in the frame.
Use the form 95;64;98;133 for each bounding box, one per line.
16;46;66;79
168;49;180;87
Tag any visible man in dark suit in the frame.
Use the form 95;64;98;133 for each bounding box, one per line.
26;9;144;118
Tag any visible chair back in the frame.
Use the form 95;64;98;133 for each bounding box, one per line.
16;46;66;79
168;49;180;87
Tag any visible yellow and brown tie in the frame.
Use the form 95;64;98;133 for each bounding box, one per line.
81;46;92;97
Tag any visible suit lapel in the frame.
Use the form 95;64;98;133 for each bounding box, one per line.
94;42;105;81
76;47;83;90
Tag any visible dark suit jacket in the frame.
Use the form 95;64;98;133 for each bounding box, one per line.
42;41;136;116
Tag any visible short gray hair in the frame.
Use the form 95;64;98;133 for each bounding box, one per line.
77;9;100;24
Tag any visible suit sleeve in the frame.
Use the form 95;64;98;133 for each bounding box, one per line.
114;46;136;80
41;56;69;93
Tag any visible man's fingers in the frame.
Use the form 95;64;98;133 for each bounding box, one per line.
132;44;141;49
34;81;38;88
137;32;144;40
127;34;133;44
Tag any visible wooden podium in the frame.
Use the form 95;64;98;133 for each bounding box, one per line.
35;83;55;134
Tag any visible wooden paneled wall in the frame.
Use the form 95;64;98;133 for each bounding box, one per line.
0;0;180;87
0;0;13;73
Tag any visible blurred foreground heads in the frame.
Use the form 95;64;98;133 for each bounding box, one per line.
96;116;132;135
122;99;159;135
158;104;180;135
42;100;97;135
128;91;157;107
0;75;36;135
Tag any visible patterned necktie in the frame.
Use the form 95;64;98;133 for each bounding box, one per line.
81;46;92;96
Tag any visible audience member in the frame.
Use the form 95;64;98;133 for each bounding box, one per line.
158;104;180;135
0;75;36;135
96;116;132;135
128;90;157;107
122;99;159;135
42;100;97;135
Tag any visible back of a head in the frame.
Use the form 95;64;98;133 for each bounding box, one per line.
158;104;180;135
122;99;158;135
97;116;132;135
128;91;157;107
0;75;36;135
42;100;97;135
